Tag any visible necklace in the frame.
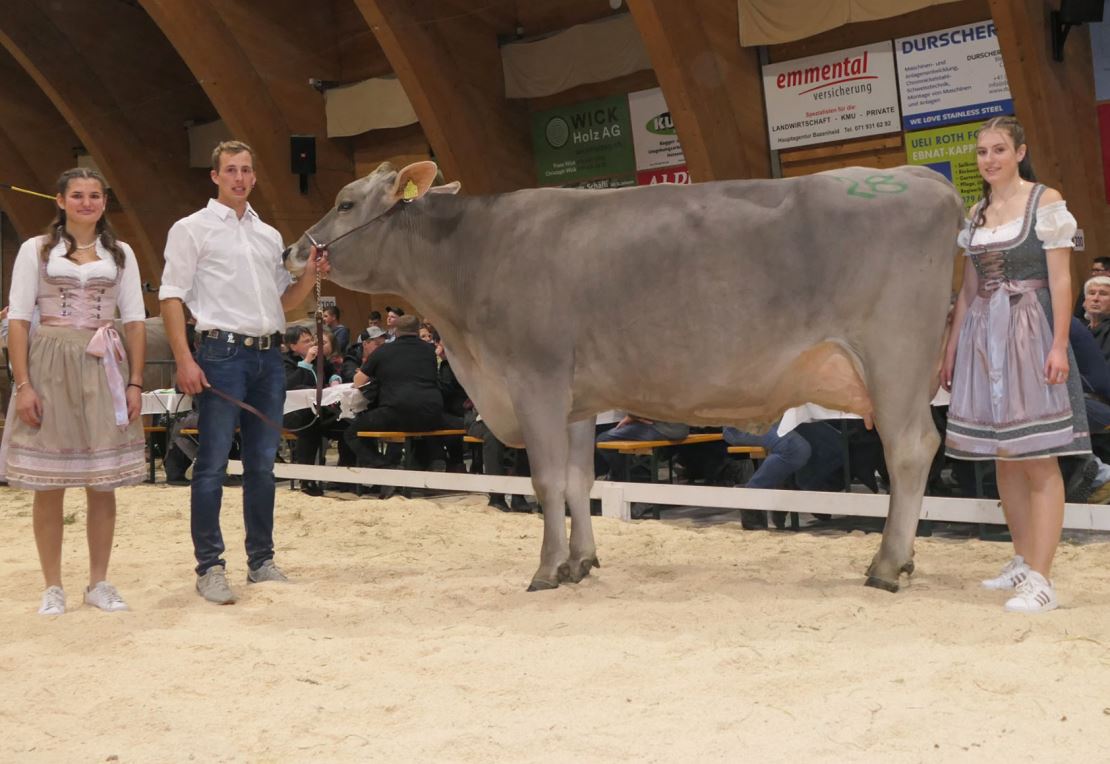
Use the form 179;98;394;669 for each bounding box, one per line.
74;239;98;250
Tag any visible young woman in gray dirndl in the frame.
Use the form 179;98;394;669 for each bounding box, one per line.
2;168;146;616
942;117;1089;614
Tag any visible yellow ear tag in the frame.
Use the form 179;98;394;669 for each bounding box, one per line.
402;180;419;202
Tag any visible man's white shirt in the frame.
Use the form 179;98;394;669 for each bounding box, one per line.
159;198;291;336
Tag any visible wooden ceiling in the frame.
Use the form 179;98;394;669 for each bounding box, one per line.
0;0;1105;321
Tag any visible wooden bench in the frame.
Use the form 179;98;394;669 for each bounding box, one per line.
355;428;467;473
726;445;768;460
596;432;724;485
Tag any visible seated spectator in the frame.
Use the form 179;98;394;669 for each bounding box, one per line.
341;326;385;382
466;408;531;511
282;325;342;495
1083;275;1110;363
724;421;844;529
384;306;404;340
435;333;469;472
1074;257;1110;319
419;322;436;344
343;314;462;469
322;305;349;354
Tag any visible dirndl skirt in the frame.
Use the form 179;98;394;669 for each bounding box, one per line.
945;288;1090;460
0;324;145;490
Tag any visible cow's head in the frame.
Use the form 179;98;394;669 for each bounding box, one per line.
283;160;460;289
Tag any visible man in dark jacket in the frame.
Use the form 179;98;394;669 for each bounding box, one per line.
343;315;461;467
1083;275;1110;363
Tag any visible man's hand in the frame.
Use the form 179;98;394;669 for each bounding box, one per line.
304;246;331;279
176;356;210;395
303;344;319;363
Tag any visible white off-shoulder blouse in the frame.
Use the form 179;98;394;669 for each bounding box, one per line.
957;200;1078;252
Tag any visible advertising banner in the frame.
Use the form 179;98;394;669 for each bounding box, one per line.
636;166;691;185
762;41;901;150
895;21;1012;131
531;94;635;187
628;87;687;171
904;122;982;209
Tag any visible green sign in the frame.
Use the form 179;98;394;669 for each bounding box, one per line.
905;122;983;209
532;94;635;187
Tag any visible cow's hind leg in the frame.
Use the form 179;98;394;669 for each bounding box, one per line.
865;396;939;592
564;418;600;583
513;386;574;591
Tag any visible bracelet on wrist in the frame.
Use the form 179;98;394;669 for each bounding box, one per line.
15;381;29;392
127;383;144;390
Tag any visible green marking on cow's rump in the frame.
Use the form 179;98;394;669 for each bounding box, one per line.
829;174;908;199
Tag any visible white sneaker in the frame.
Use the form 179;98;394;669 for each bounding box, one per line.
38;586;65;616
981;555;1030;590
1004;570;1058;613
84;581;129;612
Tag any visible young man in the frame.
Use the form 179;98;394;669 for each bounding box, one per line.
159;140;328;605
322;305;349;353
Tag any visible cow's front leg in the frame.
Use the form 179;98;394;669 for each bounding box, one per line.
866;404;939;591
513;386;574;591
563;418;600;583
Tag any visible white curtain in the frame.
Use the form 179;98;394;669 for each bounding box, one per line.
324;76;418;138
502;13;652;99
738;0;963;46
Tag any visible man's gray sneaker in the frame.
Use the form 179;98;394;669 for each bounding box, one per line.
196;565;237;604
247;560;288;584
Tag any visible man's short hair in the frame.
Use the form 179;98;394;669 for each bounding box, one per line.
1094;257;1110;269
285;325;311;345
211;140;256;172
1085;276;1110;293
368;310;381;321
386;305;405;317
394;315;420;335
324;305;340;320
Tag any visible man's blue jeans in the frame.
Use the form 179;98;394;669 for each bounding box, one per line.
191;338;285;575
723;421;843;490
724;424;811;489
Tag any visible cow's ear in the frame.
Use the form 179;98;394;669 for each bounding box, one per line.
390;161;439;204
427;181;461;196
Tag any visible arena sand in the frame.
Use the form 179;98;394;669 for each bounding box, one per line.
1;483;1109;763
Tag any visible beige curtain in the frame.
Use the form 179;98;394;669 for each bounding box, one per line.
324;76;418;138
738;0;963;46
502;13;652;99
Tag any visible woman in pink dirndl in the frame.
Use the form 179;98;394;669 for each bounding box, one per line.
2;168;146;615
942;117;1089;613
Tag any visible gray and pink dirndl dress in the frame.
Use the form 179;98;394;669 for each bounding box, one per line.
945;184;1090;460
0;244;146;490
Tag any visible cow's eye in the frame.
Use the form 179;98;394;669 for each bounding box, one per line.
337;201;354;212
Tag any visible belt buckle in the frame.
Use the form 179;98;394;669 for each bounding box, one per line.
259;335;272;351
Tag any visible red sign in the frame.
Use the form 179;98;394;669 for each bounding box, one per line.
1099;103;1110;203
637;166;691;186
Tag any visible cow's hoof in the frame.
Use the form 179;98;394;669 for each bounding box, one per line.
564;555;600;583
526;578;559;592
864;576;900;593
901;559;915;575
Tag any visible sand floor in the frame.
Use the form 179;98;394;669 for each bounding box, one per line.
1;482;1109;762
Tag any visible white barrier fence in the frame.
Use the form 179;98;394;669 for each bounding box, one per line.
227;461;1110;532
